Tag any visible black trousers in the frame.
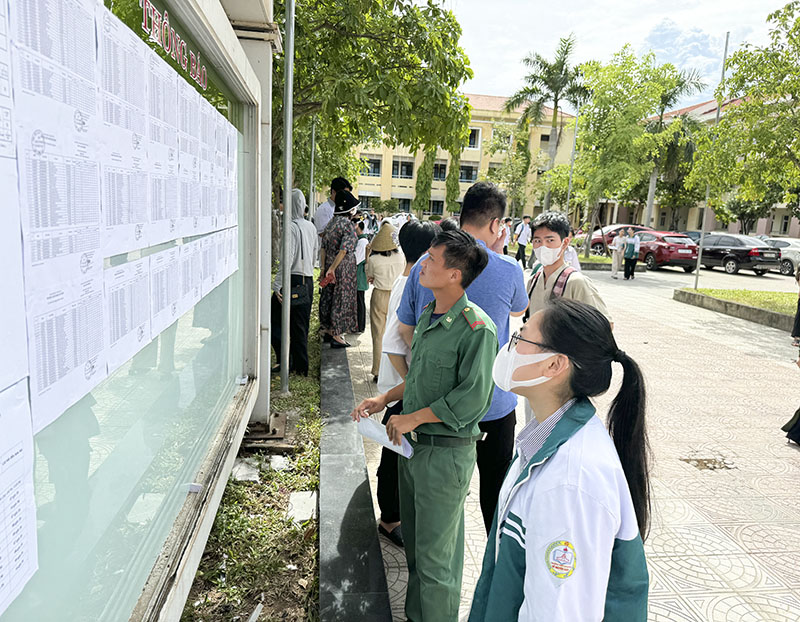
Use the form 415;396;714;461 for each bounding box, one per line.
271;275;313;375
515;243;527;265
624;257;637;279
503;245;508;255
357;289;366;333
793;298;800;338
477;409;517;534
377;401;404;523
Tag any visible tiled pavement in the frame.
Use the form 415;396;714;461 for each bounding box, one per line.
343;266;800;621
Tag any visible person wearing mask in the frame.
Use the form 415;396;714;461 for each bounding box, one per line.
469;299;650;622
314;177;351;238
609;231;625;280
366;222;405;382
374;220;441;548
514;214;532;264
355;221;370;333
271;189;319;375
397;182;528;534
623;227;641;280
319;190;360;347
352;230;497;622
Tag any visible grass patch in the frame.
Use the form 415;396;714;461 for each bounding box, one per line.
578;253;612;264
695;289;797;316
182;272;322;622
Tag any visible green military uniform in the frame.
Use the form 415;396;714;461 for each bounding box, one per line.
398;293;497;622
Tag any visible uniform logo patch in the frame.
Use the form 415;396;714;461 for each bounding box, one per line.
545;540;576;579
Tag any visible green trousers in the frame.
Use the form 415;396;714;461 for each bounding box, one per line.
398;442;476;622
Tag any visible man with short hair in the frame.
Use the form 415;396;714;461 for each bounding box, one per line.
397;181;528;534
352;230;497;622
514;214;532;264
314;177;351;236
502;217;513;255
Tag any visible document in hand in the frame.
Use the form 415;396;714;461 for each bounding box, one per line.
357;417;414;458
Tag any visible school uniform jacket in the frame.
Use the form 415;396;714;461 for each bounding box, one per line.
469;398;648;622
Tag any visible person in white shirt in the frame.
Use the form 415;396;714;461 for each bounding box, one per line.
314;176;351;237
374;219;441;548
563;228;582;272
609;232;625;279
514;215;532;264
502;217;513;255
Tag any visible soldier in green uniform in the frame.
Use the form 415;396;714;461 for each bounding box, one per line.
352;230;498;622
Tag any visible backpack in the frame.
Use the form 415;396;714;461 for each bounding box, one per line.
523;267;576;322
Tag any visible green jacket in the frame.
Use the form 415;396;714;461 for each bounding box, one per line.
403;293;497;438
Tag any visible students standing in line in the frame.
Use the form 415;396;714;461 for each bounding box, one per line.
365;222;405;382
352;230;497;622
623;227;641;280
373;220;441;548
514;214;532;264
396;182;528;535
469;299;650;622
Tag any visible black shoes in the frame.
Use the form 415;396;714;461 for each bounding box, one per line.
331;340;351;349
379;524;404;548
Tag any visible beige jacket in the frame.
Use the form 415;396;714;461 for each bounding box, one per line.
366;252;405;290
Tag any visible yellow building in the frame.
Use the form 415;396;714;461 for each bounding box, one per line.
353;93;575;218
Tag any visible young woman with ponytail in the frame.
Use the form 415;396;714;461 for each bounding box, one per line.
469;298;650;622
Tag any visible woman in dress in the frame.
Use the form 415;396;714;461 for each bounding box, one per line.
319;190;360;347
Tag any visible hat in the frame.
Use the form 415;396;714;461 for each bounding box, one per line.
371;223;398;252
333;190;360;215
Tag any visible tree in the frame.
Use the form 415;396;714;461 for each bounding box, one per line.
577;46;664;255
641;67;704;226
505;34;587;210
689;2;800;215
537;163;586;222
656;115;705;230
272;0;473;196
482;124;531;217
719;184;784;234
412;149;436;217
446;151;462;214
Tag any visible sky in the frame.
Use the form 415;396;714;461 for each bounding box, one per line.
445;0;780;112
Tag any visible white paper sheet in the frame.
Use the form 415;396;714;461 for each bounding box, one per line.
27;274;107;433
105;257;151;373
149;246;181;336
199;233;219;296
0;379;38;617
178;240;201;317
357;417;414;458
0;0;15;160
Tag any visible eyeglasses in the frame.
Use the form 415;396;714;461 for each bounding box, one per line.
507;331;553;352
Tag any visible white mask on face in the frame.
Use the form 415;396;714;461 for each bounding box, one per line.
533;241;565;266
492;346;557;393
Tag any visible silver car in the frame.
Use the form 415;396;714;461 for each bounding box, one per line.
767;238;800;275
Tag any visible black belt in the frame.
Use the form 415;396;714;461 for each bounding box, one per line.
408;431;485;447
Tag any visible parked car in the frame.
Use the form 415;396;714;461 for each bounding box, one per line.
387;212;416;231
682;230;706;244
590;224;654;254
700;234;781;275
767;237;800;276
637;231;698;272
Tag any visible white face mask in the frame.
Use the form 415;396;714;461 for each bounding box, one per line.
533;242;565;266
492;346;557;393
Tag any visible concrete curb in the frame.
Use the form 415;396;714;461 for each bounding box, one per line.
673;288;794;332
319;345;392;622
579;261;645;272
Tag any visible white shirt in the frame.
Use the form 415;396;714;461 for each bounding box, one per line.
355;237;369;264
272;218;320;291
377;274;410;406
564;246;582;271
314;199;334;235
515;222;531;246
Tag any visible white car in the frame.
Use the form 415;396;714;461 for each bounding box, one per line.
386;212;417;231
767;237;800;276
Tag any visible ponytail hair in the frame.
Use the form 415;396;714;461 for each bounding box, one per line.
538;298;651;538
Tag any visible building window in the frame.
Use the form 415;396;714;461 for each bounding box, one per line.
459;162;478;183
433;161;447;181
659;210;667;227
430;200;444;215
392;158;414;179
397;198;411;211
540;134;550;144
467;128;480;149
361;157;381;177
782;215;790;234
359;196;375;210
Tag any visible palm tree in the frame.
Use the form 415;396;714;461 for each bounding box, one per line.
643;68;705;227
505;34;587;211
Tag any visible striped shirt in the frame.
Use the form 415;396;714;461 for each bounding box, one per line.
516;398;577;463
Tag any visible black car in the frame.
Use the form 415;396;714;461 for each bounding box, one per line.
682;231;705;244
700;234;781;275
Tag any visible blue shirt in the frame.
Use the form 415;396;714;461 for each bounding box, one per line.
397;239;528;421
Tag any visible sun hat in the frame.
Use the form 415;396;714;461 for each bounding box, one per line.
333;190;360;215
371;222;398;252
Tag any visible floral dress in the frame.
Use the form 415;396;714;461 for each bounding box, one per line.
320;215;358;335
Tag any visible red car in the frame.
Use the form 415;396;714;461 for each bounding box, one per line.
589;224;654;254
637;231;698;272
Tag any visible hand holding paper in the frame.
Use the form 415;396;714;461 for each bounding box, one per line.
357;417;414;459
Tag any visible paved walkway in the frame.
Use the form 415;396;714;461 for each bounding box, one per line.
344;266;800;621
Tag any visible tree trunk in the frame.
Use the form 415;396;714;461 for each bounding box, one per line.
584;204;599;259
644;165;658;227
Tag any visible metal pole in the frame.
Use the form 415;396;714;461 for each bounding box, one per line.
308;116;317;220
565;110;579;217
280;0;295;394
694;31;729;290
